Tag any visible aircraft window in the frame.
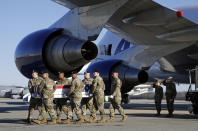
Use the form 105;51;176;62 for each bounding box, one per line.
107;44;112;56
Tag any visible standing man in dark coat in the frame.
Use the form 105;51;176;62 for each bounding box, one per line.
163;76;177;117
153;80;163;116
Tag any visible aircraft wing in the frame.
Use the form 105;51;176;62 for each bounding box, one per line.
106;0;198;46
51;0;112;9
52;0;198;45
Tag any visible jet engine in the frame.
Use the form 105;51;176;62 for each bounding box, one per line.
15;28;98;78
86;60;149;95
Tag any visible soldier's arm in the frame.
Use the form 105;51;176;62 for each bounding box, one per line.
68;79;72;85
67;80;75;96
112;79;121;96
91;79;97;94
173;83;177;96
162;80;167;86
53;82;57;93
38;80;45;95
28;80;33;94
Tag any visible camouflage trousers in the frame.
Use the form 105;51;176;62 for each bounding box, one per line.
154;95;163;113
81;97;96;118
43;98;56;121
109;97;125;117
68;97;82;120
166;94;175;114
27;97;45;120
93;93;105;117
55;98;72;119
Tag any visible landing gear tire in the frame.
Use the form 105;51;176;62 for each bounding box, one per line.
192;103;198;114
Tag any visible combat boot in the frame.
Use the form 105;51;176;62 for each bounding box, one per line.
120;115;127;122
75;118;84;124
63;118;72;124
47;120;56;125
33;119;41;125
91;116;97;123
106;117;114;122
97;116;106;123
155;111;161;116
56;116;62;124
24;118;32;124
40;117;47;124
83;116;89;122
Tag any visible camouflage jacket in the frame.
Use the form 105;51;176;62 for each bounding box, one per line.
82;78;93;85
28;77;44;95
83;78;93;93
41;78;57;99
67;77;84;98
110;78;122;98
92;76;105;95
57;77;71;85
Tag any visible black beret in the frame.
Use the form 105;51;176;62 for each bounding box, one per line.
93;69;99;73
42;71;48;74
71;70;78;74
84;71;90;74
32;70;38;73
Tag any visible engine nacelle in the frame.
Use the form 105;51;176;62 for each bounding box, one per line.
15;28;98;78
86;60;149;94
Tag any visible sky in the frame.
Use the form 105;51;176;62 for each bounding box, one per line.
0;0;198;89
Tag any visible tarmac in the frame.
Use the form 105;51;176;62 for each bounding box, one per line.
0;98;197;131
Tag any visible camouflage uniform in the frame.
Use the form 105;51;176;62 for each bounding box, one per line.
92;76;106;120
41;78;57;122
27;77;45;122
163;81;177;116
56;78;72;121
66;77;84;121
109;78;125;118
153;84;163;114
81;78;96;119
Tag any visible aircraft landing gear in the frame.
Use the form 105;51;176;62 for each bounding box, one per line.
186;66;198;114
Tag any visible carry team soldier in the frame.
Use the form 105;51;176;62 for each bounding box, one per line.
38;72;57;125
153;80;163;116
106;72;127;122
163;76;177;117
25;71;45;124
56;72;72;124
91;70;106;123
81;72;96;122
64;71;84;124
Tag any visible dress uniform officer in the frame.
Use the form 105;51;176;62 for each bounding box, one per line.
153;80;163;116
163;76;177;117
